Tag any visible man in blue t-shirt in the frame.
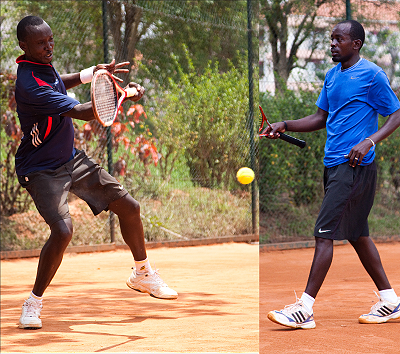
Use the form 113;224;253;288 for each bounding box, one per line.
15;16;178;330
264;20;400;329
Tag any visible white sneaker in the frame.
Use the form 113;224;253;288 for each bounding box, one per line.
359;292;400;324
126;268;178;300
267;294;316;329
19;298;42;329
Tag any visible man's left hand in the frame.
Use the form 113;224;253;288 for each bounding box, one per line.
94;59;129;82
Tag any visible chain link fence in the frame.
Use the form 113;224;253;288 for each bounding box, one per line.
1;0;258;251
259;0;400;243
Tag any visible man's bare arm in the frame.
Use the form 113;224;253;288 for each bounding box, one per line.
263;107;328;139
61;102;94;121
60;73;81;90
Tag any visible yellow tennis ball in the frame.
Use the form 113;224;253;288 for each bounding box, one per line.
236;167;254;184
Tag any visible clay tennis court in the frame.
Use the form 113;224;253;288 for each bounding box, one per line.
1;242;258;353
260;241;400;354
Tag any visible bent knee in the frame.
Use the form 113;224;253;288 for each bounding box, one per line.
110;194;141;217
126;197;141;215
50;219;73;242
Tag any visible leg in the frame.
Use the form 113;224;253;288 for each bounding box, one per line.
349;236;391;290
304;237;334;299
108;194;147;261
32;218;73;297
109;195;177;299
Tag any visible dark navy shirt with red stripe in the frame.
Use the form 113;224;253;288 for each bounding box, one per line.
15;55;80;176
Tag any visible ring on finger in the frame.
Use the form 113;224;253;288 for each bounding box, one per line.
354;157;359;160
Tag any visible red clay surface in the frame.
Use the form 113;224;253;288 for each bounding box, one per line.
260;242;400;354
1;243;258;353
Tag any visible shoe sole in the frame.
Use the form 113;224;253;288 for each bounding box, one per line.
359;310;400;324
126;279;178;300
18;323;42;329
267;311;316;329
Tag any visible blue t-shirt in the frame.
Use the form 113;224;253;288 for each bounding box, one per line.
316;58;400;167
15;55;80;175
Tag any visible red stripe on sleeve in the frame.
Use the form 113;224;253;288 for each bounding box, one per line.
32;72;52;87
43;116;52;140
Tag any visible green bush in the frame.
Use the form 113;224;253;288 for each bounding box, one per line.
259;88;325;210
150;48;251;189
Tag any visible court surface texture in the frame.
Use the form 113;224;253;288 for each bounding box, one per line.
2;242;258;353
260;241;400;354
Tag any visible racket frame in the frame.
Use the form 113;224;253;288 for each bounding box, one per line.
91;69;137;127
258;105;306;149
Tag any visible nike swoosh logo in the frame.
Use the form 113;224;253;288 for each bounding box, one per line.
318;228;331;233
351;76;359;80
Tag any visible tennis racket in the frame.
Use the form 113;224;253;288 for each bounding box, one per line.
259;105;306;149
91;69;138;127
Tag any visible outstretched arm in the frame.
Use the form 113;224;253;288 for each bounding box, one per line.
262;107;328;139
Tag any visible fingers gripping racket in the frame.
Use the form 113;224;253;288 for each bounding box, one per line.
91;69;137;127
259;105;306;149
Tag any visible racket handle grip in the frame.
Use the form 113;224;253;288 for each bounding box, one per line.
125;87;138;98
279;133;306;148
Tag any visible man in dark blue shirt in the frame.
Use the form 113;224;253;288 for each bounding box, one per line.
15;16;178;330
15;54;79;175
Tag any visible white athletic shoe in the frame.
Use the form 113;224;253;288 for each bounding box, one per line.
359;293;400;324
126;268;178;300
19;298;42;329
268;294;316;329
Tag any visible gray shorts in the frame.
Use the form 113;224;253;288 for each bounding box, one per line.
314;161;377;241
17;150;128;226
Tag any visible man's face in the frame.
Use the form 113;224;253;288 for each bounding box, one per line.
19;22;54;64
330;23;357;64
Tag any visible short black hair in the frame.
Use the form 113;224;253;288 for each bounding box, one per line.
17;16;44;42
338;19;365;48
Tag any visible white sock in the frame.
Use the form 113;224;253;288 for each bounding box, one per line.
29;292;43;303
379;289;398;304
135;258;153;275
300;292;315;313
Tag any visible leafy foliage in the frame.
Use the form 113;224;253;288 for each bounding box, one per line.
0;72;32;216
137;0;248;87
74;103;158;178
146;48;251;188
259;88;325;209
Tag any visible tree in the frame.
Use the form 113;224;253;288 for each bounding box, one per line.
259;0;335;94
136;0;248;86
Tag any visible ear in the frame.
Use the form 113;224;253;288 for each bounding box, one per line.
19;40;27;52
353;39;362;51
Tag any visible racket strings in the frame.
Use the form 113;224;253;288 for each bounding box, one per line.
93;75;118;125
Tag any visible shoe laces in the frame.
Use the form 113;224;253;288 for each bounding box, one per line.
23;299;42;317
132;266;168;287
282;291;306;314
369;291;392;313
150;269;168;287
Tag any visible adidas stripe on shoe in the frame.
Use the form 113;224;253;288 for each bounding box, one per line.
267;294;316;329
359;293;400;324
